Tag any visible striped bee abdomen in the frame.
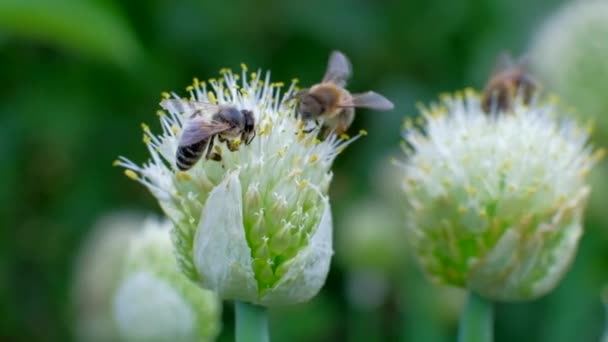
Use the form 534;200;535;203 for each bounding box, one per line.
176;139;209;170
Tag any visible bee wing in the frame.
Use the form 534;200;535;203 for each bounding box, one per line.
346;91;394;111
322;50;352;87
160;99;222;116
179;117;231;146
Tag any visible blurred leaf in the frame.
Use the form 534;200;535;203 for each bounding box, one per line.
0;0;141;67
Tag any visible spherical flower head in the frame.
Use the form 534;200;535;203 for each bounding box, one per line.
116;66;359;306
113;218;221;341
73;213;140;342
529;0;608;141
400;90;602;301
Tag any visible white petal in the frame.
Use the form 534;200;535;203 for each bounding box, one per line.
192;171;258;300
113;271;195;341
260;199;333;306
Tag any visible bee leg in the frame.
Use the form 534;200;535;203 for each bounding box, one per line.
205;136;223;162
189;109;203;118
209;153;222;162
335;108;354;135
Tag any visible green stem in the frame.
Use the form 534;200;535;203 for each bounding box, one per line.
235;301;269;342
458;291;493;342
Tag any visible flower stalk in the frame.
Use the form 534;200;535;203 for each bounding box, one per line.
458;292;493;342
235;301;269;342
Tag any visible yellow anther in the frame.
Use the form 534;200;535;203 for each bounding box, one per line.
124;170;138;180
439;92;451;102
273;82;284;87
241;63;248;72
193;77;200;87
277;147;286;158
296;131;306;142
359;129;368;136
465;186;477;196
143;135;151;144
112;160;121;166
313;138;321;144
403;118;413;129
340;133;350;140
297;179;309;190
219;68;229;74
308;154;319;163
291;78;299;84
500;160;512;171
186;85;194;92
406;178;417;186
141;123;150;132
171;125;180;134
176;172;191;181
251;72;257;79
258;124;271;136
161;92;171;99
207;91;217;104
593;148;606;161
419;163;431;174
289;168;303;178
156;110;165;116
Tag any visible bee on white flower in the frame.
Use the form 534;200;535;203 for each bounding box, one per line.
115;65;363;306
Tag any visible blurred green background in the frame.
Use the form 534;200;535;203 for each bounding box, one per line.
2;0;607;341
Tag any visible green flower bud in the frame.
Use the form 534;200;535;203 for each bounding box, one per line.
113;218;221;341
400;90;601;301
529;0;608;141
117;67;360;306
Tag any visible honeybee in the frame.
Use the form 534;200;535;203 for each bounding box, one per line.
160;99;256;170
294;50;394;135
481;52;539;113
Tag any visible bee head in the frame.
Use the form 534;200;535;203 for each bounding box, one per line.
297;94;322;121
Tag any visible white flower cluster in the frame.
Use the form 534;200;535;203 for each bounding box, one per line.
113;218;221;341
400;90;602;300
116;66;360;306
